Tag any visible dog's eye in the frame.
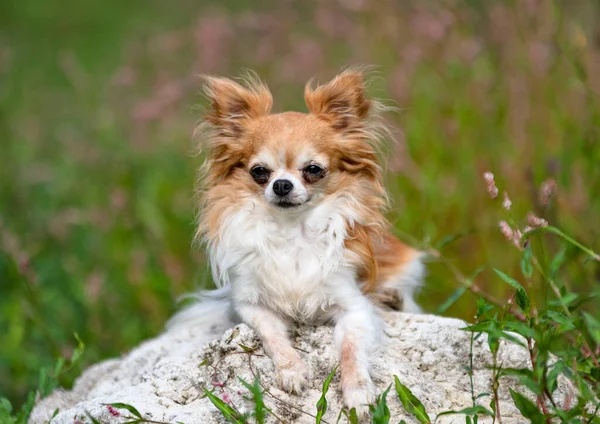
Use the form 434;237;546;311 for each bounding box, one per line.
303;164;325;182
250;166;271;184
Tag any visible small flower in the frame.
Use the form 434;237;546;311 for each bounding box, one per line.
498;220;523;250
502;191;512;211
483;172;499;199
527;212;548;228
221;392;232;404
539;179;557;207
107;405;120;417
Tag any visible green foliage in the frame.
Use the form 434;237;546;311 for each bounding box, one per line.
315;366;337;424
393;376;431;424
238;377;266;424
509;389;546;424
0;335;84;424
1;1;599;423
202;388;247;424
370;384;392;424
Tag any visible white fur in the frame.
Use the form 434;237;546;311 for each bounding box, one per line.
264;170;309;206
170;192;423;415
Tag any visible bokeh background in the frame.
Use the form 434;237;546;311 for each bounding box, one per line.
1;0;599;407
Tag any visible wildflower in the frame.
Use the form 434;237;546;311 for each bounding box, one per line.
527;212;548;228
502;191;512;211
483;172;498;199
498;220;523;250
222;392;232;404
539;179;557;207
107;405;120;417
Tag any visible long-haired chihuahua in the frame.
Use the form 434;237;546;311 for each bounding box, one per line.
169;68;425;417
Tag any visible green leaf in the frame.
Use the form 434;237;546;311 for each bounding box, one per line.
315;366;337;424
435;232;471;250
202;387;245;423
371;384;391;424
546;360;567;394
543;311;575;333
501;369;542;395
503;321;536;339
394;375;431;424
509;389;545;424
549;247;567;277
489;397;496;418
105;403;143;419
493;269;530;313
0;398;15;424
437;287;467;314
70;333;85;367
521;246;533;279
583;312;600;345
436;405;494;419
238;377;265;424
536;226;600;262
86;411;103;424
348;408;359;424
238;344;257;353
476;298;494;319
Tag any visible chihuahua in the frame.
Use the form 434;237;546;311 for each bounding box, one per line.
169;68;424;417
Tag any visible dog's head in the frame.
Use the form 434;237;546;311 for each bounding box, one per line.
199;69;388;214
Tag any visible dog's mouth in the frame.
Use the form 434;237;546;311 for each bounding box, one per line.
273;201;302;209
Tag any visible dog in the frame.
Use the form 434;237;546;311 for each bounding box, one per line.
169;68;425;417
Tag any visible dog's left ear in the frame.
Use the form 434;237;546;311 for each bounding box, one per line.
203;75;273;137
304;69;371;132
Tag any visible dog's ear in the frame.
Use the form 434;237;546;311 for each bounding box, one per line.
304;69;371;133
203;75;273;137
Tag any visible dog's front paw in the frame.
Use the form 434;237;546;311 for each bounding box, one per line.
343;380;376;420
275;360;308;394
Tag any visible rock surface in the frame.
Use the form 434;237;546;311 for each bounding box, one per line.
30;312;570;423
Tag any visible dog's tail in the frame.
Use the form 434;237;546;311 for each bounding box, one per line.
166;285;238;337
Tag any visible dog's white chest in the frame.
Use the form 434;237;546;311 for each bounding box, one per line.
213;201;350;320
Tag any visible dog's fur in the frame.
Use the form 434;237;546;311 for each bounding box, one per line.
169;69;425;416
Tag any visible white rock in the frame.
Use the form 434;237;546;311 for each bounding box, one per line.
29;313;571;423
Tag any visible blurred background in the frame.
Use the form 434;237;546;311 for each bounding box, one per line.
1;0;599;408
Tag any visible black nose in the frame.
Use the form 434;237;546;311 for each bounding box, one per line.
273;179;293;196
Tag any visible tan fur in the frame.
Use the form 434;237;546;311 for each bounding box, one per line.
196;68;420;309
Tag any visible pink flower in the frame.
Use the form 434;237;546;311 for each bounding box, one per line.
498;221;523;250
539;179;557;207
502;191;512;211
107;405;120;417
483;172;499;199
221;392;232;404
527;212;548;228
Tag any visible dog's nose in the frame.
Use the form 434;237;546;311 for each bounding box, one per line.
273;179;293;196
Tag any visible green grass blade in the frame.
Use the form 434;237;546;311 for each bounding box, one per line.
238;377;265;424
203;387;246;424
394;376;431;424
509;389;545;424
315;365;337;424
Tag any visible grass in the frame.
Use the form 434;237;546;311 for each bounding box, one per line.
0;0;599;419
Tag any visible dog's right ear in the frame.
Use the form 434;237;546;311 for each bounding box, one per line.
203;75;273;137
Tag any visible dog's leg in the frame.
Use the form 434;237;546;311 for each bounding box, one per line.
236;302;308;393
334;293;380;418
